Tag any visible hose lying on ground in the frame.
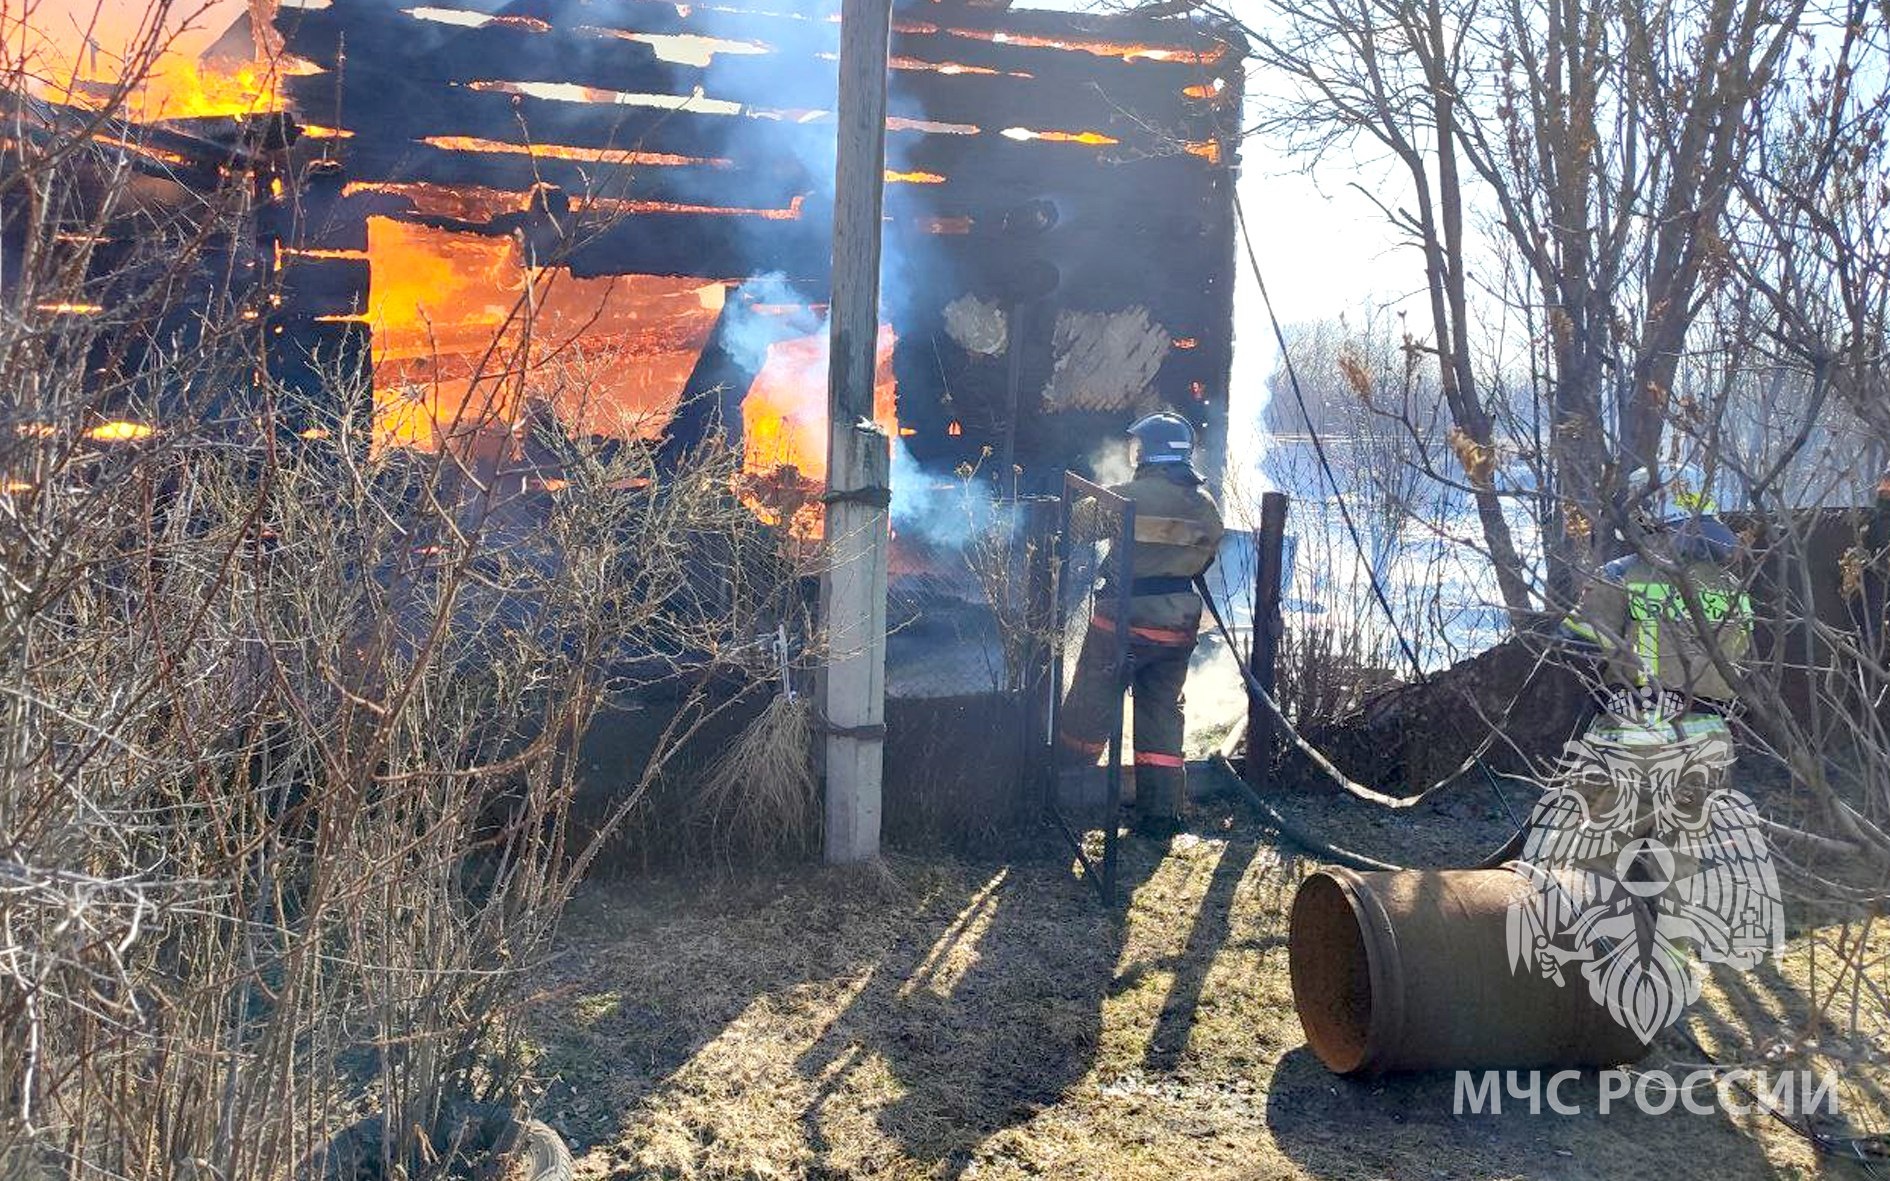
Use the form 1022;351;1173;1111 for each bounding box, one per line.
1199;755;1527;873
1192;576;1539;810
1190;575;1534;871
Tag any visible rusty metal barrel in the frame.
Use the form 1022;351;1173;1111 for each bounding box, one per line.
1288;866;1653;1075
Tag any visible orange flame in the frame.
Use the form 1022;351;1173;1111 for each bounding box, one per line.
362;218;737;451
58;54;282;121
999;127;1118;145
421;135;727;168
86;421;155;442
888;56;1031;79
895;23;1227;66
742;325;897;484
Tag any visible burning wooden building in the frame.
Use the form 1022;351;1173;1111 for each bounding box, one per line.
1;0;1245;850
250;0;1246;500
8;0;1242;493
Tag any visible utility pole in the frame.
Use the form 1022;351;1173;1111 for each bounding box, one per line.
820;0;894;864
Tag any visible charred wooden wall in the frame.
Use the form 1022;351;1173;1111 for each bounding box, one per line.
272;0;1244;488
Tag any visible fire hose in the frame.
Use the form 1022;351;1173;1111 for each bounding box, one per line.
1190;574;1532;872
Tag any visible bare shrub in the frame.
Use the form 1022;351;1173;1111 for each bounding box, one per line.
0;65;803;1180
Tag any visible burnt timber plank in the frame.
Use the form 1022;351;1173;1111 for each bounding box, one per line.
319;0;1237;62
280;71;833;161
381;0;844;19
274;2;1229;116
275;5;694;93
281;63;1220;159
273;256;371;317
399;0;1242;59
330;135;812;206
553;157;1229;284
560;210;828;279
884;136;1224;193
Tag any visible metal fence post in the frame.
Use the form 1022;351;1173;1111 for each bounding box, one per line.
1018;496;1060;819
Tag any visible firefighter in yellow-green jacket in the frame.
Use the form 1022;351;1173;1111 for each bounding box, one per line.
1560;463;1754;756
1059;412;1225;836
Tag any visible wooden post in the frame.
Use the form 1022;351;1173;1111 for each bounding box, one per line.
821;0;894;864
1245;492;1289;790
1863;470;1890;657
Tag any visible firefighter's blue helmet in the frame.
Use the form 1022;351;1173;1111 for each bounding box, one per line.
1628;462;1719;523
1127;412;1196;466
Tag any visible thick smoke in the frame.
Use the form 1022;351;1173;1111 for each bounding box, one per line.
1087;437;1135;487
889;438;996;548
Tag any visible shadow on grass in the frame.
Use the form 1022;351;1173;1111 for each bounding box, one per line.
791;836;1167;1177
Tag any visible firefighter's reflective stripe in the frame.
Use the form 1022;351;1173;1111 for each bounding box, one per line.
1563;617;1604;642
1590;711;1732;747
1088;612;1195;647
1629;581;1665;681
1133;751;1184;768
1621;580;1753;684
1132;514;1219;548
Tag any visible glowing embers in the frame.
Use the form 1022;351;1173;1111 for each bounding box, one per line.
467;79;745;117
278;246;369;261
918;215;973;235
578;27;770;67
34;302;104;315
896;22;1229;65
885;170;946;184
405;8;551;31
999;127;1119;146
346;181;805;223
888;56;1031;79
1184;141;1223;164
91;136;193;167
612;196;806;220
420;135;728;169
299;125;354;139
1184;78;1231;101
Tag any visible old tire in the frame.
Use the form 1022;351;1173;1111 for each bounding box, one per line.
302;1102;573;1180
485;1113;574;1181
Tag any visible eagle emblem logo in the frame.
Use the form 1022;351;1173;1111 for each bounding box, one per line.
1506;688;1784;1042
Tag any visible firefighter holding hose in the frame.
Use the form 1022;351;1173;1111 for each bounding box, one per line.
1059;412;1225;837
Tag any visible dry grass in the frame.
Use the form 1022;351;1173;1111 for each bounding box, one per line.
518;798;1840;1181
698;689;819;858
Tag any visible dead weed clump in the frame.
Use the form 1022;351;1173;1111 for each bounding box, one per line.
698;685;820;860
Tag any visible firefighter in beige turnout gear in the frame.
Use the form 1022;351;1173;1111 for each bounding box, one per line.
1556;464;1754;840
1059;412;1225;836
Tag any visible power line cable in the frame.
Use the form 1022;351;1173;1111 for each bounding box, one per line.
1230;188;1522;830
